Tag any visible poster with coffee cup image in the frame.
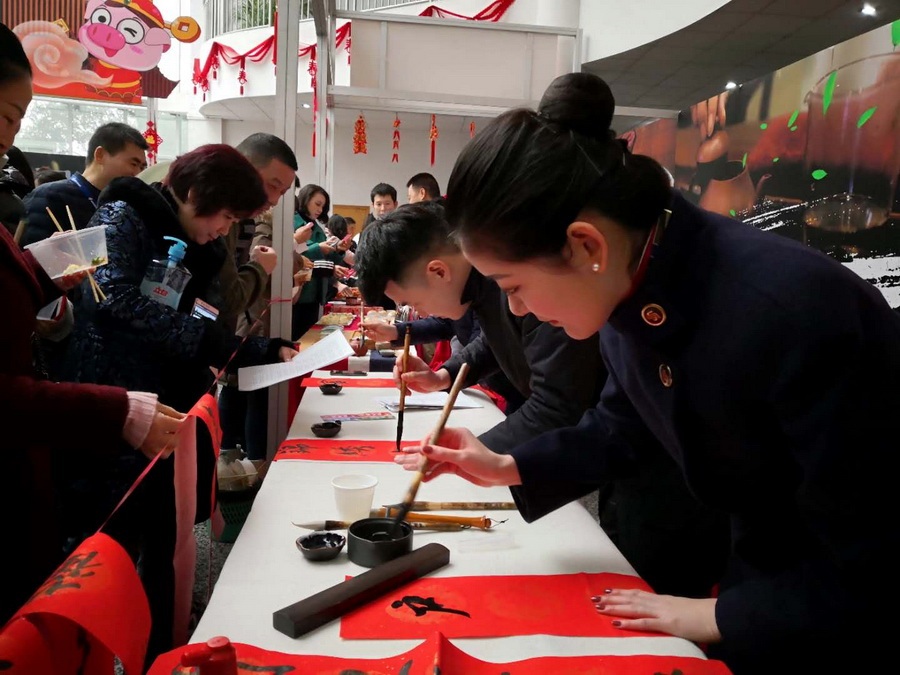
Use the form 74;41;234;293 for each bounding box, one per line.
627;20;900;308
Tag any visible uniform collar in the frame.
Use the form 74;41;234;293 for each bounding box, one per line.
607;192;695;349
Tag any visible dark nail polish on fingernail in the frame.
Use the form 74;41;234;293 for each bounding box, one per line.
611;620;621;627
603;589;612;594
590;595;601;602
594;604;605;610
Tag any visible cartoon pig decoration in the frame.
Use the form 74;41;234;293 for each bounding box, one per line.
78;0;200;101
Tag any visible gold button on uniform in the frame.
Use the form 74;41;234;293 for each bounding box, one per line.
659;364;673;387
641;303;666;327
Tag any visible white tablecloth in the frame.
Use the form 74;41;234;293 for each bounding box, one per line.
192;371;706;661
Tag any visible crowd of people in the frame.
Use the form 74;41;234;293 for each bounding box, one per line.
5;16;900;675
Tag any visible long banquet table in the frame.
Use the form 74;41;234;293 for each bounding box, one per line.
191;371;708;662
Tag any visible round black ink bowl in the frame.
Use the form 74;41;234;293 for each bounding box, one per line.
318;382;343;395
347;517;413;568
296;531;346;562
311;421;342;438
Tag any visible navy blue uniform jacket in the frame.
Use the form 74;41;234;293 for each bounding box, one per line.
510;193;900;667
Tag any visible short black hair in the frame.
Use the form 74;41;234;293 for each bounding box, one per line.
0;23;31;86
235;132;299;171
35;168;67;186
327;214;348;239
86;122;149;166
370;182;397;203
355;202;457;305
406;172;441;200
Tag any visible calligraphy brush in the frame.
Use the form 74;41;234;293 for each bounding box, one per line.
396;329;413;451
390;362;470;536
383;501;517;511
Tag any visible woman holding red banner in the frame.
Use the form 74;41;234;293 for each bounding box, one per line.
0;23;184;624
61;143;297;663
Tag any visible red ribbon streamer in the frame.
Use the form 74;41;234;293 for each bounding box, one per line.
190;0;514;100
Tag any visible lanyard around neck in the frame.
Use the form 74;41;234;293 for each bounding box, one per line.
69;174;98;209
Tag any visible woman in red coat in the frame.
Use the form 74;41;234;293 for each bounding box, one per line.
0;22;183;622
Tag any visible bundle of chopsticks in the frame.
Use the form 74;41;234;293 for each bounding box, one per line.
45;206;107;303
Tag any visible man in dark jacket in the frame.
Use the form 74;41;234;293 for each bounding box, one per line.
356;201;606;453
20;122;148;245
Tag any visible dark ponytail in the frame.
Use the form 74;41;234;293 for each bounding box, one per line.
446;72;670;262
0;23;32;86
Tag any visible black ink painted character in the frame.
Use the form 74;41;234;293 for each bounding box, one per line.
391;596;471;618
36;550;101;597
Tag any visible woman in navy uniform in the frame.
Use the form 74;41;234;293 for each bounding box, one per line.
395;72;900;673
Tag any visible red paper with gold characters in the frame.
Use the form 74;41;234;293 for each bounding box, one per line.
341;572;657;639
275;438;416;461
147;631;732;674
0;533;150;675
301;377;396;389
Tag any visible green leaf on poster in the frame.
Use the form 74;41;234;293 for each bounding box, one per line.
729;209;737;217
892;19;900;47
812;169;828;180
760;122;768;130
773;157;780;163
790;125;798;131
742;152;748;168
822;71;837;116
788;109;799;127
857;106;877;128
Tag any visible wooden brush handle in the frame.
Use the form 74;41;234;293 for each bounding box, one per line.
398;330;413;411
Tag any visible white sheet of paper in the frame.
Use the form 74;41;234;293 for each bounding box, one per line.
36;297;64;322
374;390;483;412
238;330;354;391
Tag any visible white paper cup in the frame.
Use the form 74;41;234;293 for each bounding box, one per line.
332;474;378;524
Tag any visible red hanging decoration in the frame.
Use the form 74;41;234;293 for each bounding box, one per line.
238;67;247;94
429;114;439;166
143;121;163;166
353;113;368;155
469;120;476;139
308;58;318;157
190;3;512;102
391;114;401;163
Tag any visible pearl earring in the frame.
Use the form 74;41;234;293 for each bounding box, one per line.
591;263;600;272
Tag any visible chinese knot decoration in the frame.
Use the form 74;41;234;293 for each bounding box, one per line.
353;113;368;154
469;120;476;139
143;120;162;165
429;114;439;166
391;114;401;163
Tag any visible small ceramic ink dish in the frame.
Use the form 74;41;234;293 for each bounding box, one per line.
319;381;343;395
311;421;342;438
347;517;413;568
296;531;346;561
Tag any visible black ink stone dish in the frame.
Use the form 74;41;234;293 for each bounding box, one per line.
347;517;413;568
296;532;346;561
319;382;343;395
311;421;342;438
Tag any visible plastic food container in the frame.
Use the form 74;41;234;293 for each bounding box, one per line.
25;226;108;279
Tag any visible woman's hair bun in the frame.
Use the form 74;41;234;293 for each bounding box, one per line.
537;72;615;141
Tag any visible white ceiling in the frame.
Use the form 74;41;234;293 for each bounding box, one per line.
201;1;900;133
584;0;900;129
